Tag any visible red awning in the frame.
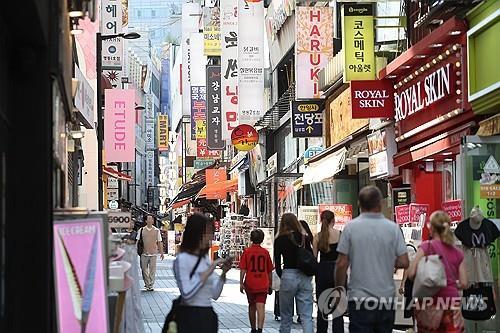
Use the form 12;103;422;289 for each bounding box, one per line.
172;199;191;209
103;167;132;181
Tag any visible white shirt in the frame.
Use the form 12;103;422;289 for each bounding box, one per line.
173;252;225;307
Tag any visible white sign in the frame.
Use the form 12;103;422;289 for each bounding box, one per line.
107;211;132;229
109;200;119;209
238;0;264;124
190;33;207;86
267;153;278;177
145;121;155;150
298;206;320;233
158;156;169;214
167;230;176;255
101;0;123;70
146;150;155;187
145;94;154;119
369;150;389;178
259;227;275;262
221;0;239;139
74;65;94;128
182;3;201;116
107;188;119;201
107;176;119;189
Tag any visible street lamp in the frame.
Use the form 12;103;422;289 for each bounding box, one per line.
97;31;141;210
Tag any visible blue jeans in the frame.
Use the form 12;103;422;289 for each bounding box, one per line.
348;301;395;333
279;269;313;333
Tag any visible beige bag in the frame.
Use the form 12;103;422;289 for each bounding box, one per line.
412;241;447;298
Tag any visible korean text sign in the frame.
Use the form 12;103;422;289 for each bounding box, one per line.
53;218;108;333
342;3;375;81
203;6;221;56
351;80;395;118
221;0;239;139
206;66;225;150
191;86;207;140
318;204;353;225
295;7;333;99
291;100;324;138
395;205;410;225
104;89;135;162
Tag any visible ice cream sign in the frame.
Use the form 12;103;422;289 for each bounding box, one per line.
480;155;500;198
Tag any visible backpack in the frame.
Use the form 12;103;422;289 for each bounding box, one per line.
137;227;144;256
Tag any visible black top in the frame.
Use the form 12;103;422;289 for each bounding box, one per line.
319;243;339;263
455;218;500;248
274;232;313;277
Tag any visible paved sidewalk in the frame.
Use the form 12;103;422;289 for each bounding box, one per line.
140;257;407;333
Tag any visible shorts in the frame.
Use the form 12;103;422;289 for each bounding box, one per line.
246;292;268;305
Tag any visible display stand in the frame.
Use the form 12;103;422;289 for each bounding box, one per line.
220;214;258;267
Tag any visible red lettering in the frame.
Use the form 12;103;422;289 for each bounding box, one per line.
310;39;320;51
309;53;320;66
310;10;320;22
309;25;320;37
313;82;319;96
310;68;320;80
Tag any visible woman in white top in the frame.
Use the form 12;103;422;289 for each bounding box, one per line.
170;213;232;332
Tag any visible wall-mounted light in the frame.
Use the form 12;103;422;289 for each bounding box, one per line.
70;130;85;139
70;17;83;35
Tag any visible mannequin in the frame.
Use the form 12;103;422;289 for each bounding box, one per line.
454;206;500;284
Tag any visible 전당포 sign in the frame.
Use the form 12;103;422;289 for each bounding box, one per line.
292;100;324;138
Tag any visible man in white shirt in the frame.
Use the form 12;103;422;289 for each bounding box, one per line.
137;214;164;291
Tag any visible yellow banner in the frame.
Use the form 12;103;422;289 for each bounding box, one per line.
157;115;169;151
342;3;376;81
195;119;206;139
204;7;221;56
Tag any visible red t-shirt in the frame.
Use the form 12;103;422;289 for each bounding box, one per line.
239;244;274;293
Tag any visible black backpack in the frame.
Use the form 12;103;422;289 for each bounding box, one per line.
137;227;144;256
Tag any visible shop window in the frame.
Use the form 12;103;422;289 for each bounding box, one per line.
442;160;457;202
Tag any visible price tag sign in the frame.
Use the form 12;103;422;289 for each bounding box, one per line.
107;211;132;229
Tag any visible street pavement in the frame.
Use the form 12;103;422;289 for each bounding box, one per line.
140;257;407;333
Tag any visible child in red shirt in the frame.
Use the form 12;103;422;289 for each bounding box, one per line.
239;229;273;333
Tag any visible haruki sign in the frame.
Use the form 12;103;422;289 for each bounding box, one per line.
351;80;395;118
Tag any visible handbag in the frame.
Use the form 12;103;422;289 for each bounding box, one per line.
292;233;318;276
136;228;144;256
412;241;447;298
271;270;280;291
462;283;496;320
162;255;204;333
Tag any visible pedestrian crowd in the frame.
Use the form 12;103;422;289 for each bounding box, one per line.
138;185;469;333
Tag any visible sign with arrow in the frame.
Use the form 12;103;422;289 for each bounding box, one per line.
291;100;324;138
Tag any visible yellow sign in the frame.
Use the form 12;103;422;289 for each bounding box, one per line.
342;3;375;81
157;115;169;151
203;7;221;56
195;119;206;139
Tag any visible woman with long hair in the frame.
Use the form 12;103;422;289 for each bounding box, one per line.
408;211;468;333
171;213;232;332
312;210;344;333
274;213;314;333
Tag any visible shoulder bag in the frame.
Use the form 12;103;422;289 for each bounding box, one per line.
136;227;144;256
412;241;447;298
291;233;318;276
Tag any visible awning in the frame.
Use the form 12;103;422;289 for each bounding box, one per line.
197;178;239;199
166;181;205;211
477;113;500;137
103;167;132;181
302;147;347;185
172;199;191;209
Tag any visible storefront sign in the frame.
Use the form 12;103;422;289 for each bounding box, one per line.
395;205;410;225
101;0;123;70
442;200;463;222
342;3;375;81
203;6;221;56
259;227;275;260
167;230;176;255
479;155;500;198
107;211;132;229
191;86;207;140
298;206;320;234
238;0;264;123
304;146;324;164
409;203;429;225
182;3;201;117
104;89;135;162
291;100;324;138
295;7;333;99
194;159;215;170
231;124;258;151
267;153;278;176
221;0;239;139
206;66;225;150
206;168;227;199
318;204;353;225
157;115;168;151
145;121;154;150
393;187;411;206
53;218;108;333
351;80;394;118
146;150;155;186
367;129;389;178
197;138;222;159
107;188;118;201
74;65;94;129
395;62;457;122
158;156;169;214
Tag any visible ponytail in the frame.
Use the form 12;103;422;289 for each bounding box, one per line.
430;211;455;245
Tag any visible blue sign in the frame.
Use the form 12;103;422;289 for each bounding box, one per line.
304;146;324;163
291;100;324;138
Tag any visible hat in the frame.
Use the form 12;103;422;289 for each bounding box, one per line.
469;206;484;230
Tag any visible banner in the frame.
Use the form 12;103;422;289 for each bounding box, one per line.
298;206;320;234
157;115;168;151
182;3;201;116
238;0;264;123
206;168;227;199
291;100;324;137
221;0;239;139
74;65;95;129
53;218;108;333
145;121;155;150
295;7;333;99
203;6;221;56
146;150;155;186
191;86;207;140
395;205;410;225
351;80;395;118
409;203;429;225
104;89;135;162
206;66;225;150
318;204;353;226
442;200;463;223
342;3;375;81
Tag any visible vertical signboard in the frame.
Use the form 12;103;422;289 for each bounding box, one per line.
221;0;239;138
291;100;324;138
206;168;227;199
145;121;155;150
295;7;333;99
157;115;169;151
182;3;201;116
104;89;135;162
146;150;155;186
238;0;264;124
191;85;207;141
206;65;225;150
190;33;207;139
53;217;108;333
101;0;123;87
203;6;221;56
342;3;375;82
